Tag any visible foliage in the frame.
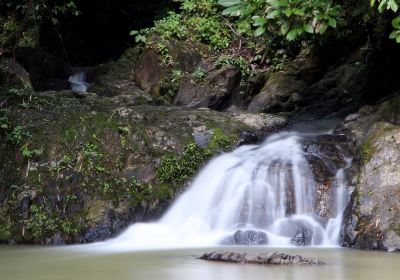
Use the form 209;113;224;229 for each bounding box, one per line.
131;0;232;51
7;126;32;145
371;0;400;42
2;0;80;22
1;1;80;51
156;143;212;185
156;128;236;185
7;86;48;109
163;69;184;97
208;128;236;151
215;55;250;76
218;0;340;41
25;204;80;239
192;67;208;82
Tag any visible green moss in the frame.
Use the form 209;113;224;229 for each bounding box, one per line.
359;140;375;164
359;123;400;164
394;225;400;236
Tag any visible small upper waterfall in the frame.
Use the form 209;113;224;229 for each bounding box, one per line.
100;122;351;250
68;71;90;93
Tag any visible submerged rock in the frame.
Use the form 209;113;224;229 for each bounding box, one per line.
291;229;312;246
199;251;324;265
223;230;268;245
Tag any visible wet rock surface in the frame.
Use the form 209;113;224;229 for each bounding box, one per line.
339;96;400;251
199;251;325;265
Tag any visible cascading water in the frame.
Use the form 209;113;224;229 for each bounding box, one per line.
68;71;90;93
99;122;351;250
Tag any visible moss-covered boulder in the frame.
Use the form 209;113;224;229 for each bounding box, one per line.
0;91;286;244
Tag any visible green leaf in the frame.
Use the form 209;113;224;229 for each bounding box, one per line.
303;23;314;34
266;10;281;19
266;0;288;8
388;0;399;12
217;0;242;7
283;9;293;17
221;5;244;16
378;0;387;12
327;17;337;28
370;0;376;7
286;29;298;41
392;16;400;29
317;23;328;34
280;22;290;35
254;26;266;36
253;16;267;26
292;8;305;16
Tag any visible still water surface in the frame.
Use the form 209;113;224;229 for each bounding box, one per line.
0;246;399;280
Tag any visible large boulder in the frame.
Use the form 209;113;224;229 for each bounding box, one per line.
247;71;307;113
135;38;207;96
340;96;400;251
173;65;240;109
247;46;372;119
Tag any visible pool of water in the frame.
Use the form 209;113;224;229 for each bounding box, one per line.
0;246;399;280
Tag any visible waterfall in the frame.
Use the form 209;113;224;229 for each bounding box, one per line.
68;71;90;93
100;124;350;250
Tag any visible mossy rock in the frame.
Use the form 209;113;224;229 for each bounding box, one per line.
0;91;286;244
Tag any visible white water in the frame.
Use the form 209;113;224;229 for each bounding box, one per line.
68;71;90;92
98;125;350;251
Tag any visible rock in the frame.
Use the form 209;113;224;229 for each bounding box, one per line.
339;95;400;251
291;229;311;246
173;65;241;109
246;46;376;119
0;58;32;95
224;230;268;245
0;91;287;244
87;47;152;103
135;38;207;96
343;122;400;250
248;71;307;114
135;49;164;95
302;134;352;219
297;63;369;118
15;48;70;91
199;251;324;265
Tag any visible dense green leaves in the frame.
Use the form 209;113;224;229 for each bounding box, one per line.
372;0;400;42
390;16;400;42
217;0;340;41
